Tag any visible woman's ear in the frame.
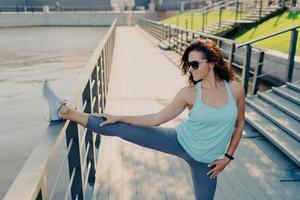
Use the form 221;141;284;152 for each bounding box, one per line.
209;62;214;70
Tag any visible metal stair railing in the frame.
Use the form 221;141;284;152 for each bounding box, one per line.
139;19;299;97
237;24;300;93
4;19;117;200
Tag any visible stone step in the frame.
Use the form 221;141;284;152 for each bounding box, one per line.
272;85;300;106
246;96;300;141
245;106;300;167
257;91;300;121
287;81;300;92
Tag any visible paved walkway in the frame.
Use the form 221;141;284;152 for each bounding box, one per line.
92;26;300;200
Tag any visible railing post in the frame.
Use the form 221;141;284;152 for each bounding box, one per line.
161;24;164;40
66;121;84;200
242;44;252;96
191;12;194;29
228;42;236;67
181;29;184;54
98;54;104;113
259;0;262;19
235;1;239;22
202;13;205;32
252;51;264;95
176;28;179;53
168;25;171;48
287;29;298;82
186;30;188;45
219;7;223;28
240;2;243;19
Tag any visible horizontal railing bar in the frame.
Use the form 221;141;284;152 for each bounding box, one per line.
92;96;96;108
237;25;300;47
82;100;87;112
64;167;76;200
91;79;95;89
49;138;74;200
84;162;92;192
82;142;91;174
79;128;88;152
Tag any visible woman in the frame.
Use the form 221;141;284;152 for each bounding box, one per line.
43;39;245;200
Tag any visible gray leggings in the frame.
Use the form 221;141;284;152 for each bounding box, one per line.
87;115;217;200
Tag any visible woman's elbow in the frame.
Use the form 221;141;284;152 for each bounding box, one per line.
152;114;166;126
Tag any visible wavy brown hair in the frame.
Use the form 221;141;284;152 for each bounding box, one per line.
180;38;235;85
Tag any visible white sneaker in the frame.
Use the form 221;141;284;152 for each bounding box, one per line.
42;79;66;121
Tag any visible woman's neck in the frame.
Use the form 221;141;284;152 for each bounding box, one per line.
201;72;224;90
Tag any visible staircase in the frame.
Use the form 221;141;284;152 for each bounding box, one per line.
245;80;300;167
202;6;282;35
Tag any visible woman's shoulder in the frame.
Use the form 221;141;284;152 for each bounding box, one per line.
179;84;195;93
177;85;196;104
227;80;244;101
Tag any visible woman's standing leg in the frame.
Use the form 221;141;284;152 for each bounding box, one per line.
187;159;217;200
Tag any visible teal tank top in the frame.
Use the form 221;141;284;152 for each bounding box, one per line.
176;80;238;163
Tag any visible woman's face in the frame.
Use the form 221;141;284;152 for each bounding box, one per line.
187;50;213;81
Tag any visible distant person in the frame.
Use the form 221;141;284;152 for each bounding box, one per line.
42;39;245;200
55;1;60;11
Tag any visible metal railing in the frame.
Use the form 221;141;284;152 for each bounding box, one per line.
4;19;117;200
237;25;300;87
139;19;299;96
169;0;283;35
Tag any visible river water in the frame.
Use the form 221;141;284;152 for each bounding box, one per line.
0;26;108;198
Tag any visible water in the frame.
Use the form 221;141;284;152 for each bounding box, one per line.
0;26;108;198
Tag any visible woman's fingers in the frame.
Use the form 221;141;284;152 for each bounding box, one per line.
100;121;109;126
95;113;106;118
211;171;219;179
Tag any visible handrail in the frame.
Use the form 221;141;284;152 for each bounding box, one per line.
199;0;256;14
237;25;300;47
4;19;117;200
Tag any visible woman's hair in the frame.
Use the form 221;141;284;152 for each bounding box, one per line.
180;38;235;85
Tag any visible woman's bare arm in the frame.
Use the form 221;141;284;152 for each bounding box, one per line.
118;87;188;126
225;82;245;160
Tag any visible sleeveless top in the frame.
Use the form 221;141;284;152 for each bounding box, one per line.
176;80;238;163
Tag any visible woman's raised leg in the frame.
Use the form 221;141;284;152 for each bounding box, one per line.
58;105;191;160
84;114;192;160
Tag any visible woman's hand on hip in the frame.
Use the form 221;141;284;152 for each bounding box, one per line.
206;158;231;179
94;113;120;126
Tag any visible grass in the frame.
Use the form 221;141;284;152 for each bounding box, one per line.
161;10;300;55
230;11;300;55
160;10;249;30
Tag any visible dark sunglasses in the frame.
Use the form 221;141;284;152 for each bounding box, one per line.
187;60;207;70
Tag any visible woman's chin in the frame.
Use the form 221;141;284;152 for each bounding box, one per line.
193;77;201;81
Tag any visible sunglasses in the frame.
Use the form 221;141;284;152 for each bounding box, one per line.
187;60;207;70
